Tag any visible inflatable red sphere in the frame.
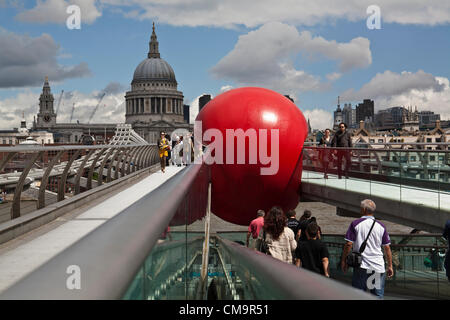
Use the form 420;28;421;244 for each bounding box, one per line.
196;87;308;226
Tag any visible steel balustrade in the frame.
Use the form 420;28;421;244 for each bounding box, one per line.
0;144;158;221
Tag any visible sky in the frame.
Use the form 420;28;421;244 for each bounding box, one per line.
0;0;449;130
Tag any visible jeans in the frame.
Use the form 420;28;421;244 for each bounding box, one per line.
352;267;386;299
445;249;450;280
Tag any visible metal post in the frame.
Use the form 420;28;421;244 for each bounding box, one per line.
97;148;114;186
106;148;122;183
74;149;95;195
11;152;43;219
86;148;107;190
58;149;81;202
200;183;212;299
0;152;18;173
38;150;64;209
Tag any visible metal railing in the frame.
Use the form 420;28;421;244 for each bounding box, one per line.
0;144;159;220
0;162;210;299
213;236;374;300
302;146;450;192
1;156;377;299
321;234;449;299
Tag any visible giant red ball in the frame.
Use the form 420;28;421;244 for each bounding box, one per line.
196;87;308;225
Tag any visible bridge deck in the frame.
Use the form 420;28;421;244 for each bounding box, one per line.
302;171;450;212
0;165;183;294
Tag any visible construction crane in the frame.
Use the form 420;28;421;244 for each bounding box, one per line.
88;93;106;124
55;90;64;115
69;103;75;123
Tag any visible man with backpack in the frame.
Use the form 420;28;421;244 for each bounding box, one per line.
340;199;394;299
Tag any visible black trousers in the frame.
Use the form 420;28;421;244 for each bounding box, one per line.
160;155;166;170
336;150;351;177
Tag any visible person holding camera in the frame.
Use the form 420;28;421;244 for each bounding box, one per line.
340;199;393;299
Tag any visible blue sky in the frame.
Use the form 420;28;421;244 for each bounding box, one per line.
0;0;449;129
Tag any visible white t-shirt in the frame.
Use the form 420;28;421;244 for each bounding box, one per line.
345;216;391;273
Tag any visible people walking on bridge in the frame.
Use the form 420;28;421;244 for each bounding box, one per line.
157;131;170;173
309;217;322;239
165;133;172;167
246;210;265;250
443;219;450;282
286;210;300;238
297;210;312;242
259;206;297;264
331;122;352;179
172;136;183;167
295;222;330;277
319;128;332;179
340;199;394;299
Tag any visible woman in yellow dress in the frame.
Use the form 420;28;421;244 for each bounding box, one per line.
158;131;170;173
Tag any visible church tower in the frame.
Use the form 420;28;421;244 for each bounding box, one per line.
36;76;57;128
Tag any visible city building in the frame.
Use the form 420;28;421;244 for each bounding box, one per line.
333;97;343;130
1;115;53;146
401;106;420;132
183;104;190;124
125;23;191;143
198;95;212;111
284;95;294;103
33;77;116;144
356;99;374;124
418;111;440;126
342;103;356;128
31;23;191;144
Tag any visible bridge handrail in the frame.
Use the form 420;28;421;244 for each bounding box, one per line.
0;143;153;153
215;236;374;300
0;163;208;299
303;146;450;153
305;142;450;146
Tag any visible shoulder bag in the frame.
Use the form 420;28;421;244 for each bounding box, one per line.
346;219;376;268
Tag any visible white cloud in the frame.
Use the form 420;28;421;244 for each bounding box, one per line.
0;83;127;129
210;22;369;97
219;85;233;92
302;108;334;130
341;70;444;102
326;72;342;81
188;94;202;124
18;1;450;27
341;71;450;120
16;0;101;24
101;0;450;27
0;29;91;88
375;77;450;120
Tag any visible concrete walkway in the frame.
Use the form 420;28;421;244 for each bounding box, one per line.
0;165;184;294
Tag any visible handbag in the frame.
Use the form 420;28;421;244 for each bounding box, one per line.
258;230;270;254
346;218;376;268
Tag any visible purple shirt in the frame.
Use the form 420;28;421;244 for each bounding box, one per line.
345;216;390;273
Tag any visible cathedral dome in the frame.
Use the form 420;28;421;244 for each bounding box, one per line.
132;23;177;84
133;58;176;82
